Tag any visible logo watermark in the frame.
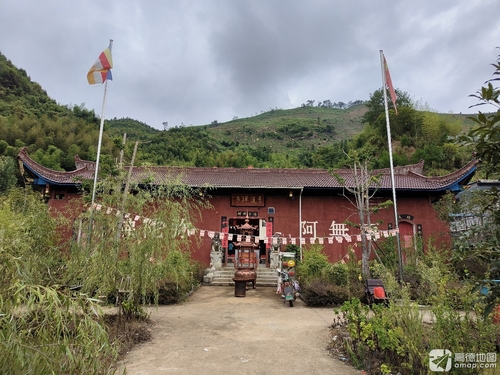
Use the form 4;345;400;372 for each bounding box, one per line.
429;349;497;372
429;349;452;372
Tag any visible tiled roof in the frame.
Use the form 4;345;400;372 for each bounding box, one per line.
18;147;94;184
18;148;477;192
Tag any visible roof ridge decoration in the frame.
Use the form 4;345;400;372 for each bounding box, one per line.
18;147;94;185
417;159;478;182
372;159;425;176
75;155;96;171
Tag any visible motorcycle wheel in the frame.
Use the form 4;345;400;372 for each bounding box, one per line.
288;300;294;307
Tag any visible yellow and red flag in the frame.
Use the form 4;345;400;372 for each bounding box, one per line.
87;42;113;85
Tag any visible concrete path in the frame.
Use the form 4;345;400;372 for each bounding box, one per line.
118;286;362;375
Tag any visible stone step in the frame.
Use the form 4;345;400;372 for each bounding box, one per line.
209;278;277;287
212;273;278;279
212;275;278;281
213;271;277;276
215;268;278;274
212;276;278;282
205;266;279;286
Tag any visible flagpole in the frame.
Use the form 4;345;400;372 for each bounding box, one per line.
90;80;109;206
89;39;113;245
379;50;403;282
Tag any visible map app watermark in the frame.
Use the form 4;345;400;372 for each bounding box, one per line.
429;349;497;372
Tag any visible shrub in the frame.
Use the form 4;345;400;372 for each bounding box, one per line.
338;270;500;374
325;262;349;286
156;280;189;305
346;280;366;302
150;250;201;305
301;279;352;307
330;284;351;305
402;264;431;303
300;279;334;306
297;244;331;284
0;283;116;374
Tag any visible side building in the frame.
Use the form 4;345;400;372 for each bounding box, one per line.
17;147;477;268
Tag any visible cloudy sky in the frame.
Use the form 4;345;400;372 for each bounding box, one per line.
1;1;499;130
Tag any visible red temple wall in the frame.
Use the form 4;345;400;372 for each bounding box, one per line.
44;188;451;268
190;191;451;267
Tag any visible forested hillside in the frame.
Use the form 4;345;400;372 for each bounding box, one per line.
0;50;476;188
0;52;117;171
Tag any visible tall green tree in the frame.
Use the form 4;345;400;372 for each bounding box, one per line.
455;49;500;315
362;88;413;126
0;156;16;194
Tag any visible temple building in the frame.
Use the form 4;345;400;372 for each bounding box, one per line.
17;147;477;271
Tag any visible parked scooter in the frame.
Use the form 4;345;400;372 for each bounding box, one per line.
280;269;300;307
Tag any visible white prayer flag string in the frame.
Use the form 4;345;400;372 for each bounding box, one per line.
86;203;399;245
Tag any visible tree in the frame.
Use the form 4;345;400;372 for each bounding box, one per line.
362;88;413;125
458;53;500;177
66;166;211;318
0;156;16;194
369;99;423;144
321;99;333;108
421;112;462;146
455;48;500;316
333;152;392;279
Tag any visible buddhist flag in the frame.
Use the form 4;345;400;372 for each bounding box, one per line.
383;54;397;114
87;42;113;85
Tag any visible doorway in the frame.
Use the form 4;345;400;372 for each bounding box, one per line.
226;217;268;267
399;221;415;264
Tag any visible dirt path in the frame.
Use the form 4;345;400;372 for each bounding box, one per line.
117;286;362;375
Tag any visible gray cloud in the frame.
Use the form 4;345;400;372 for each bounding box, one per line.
1;0;499;129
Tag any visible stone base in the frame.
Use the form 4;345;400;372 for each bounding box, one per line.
203;274;214;283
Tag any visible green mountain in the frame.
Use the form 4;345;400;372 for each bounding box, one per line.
104;105;367;169
206;105;367;151
0;50;477;175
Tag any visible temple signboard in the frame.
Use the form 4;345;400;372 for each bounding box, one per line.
231;194;265;207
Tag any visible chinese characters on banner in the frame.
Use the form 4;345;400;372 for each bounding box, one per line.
230;194;265;207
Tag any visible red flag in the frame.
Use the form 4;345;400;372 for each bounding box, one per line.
383;55;398;114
